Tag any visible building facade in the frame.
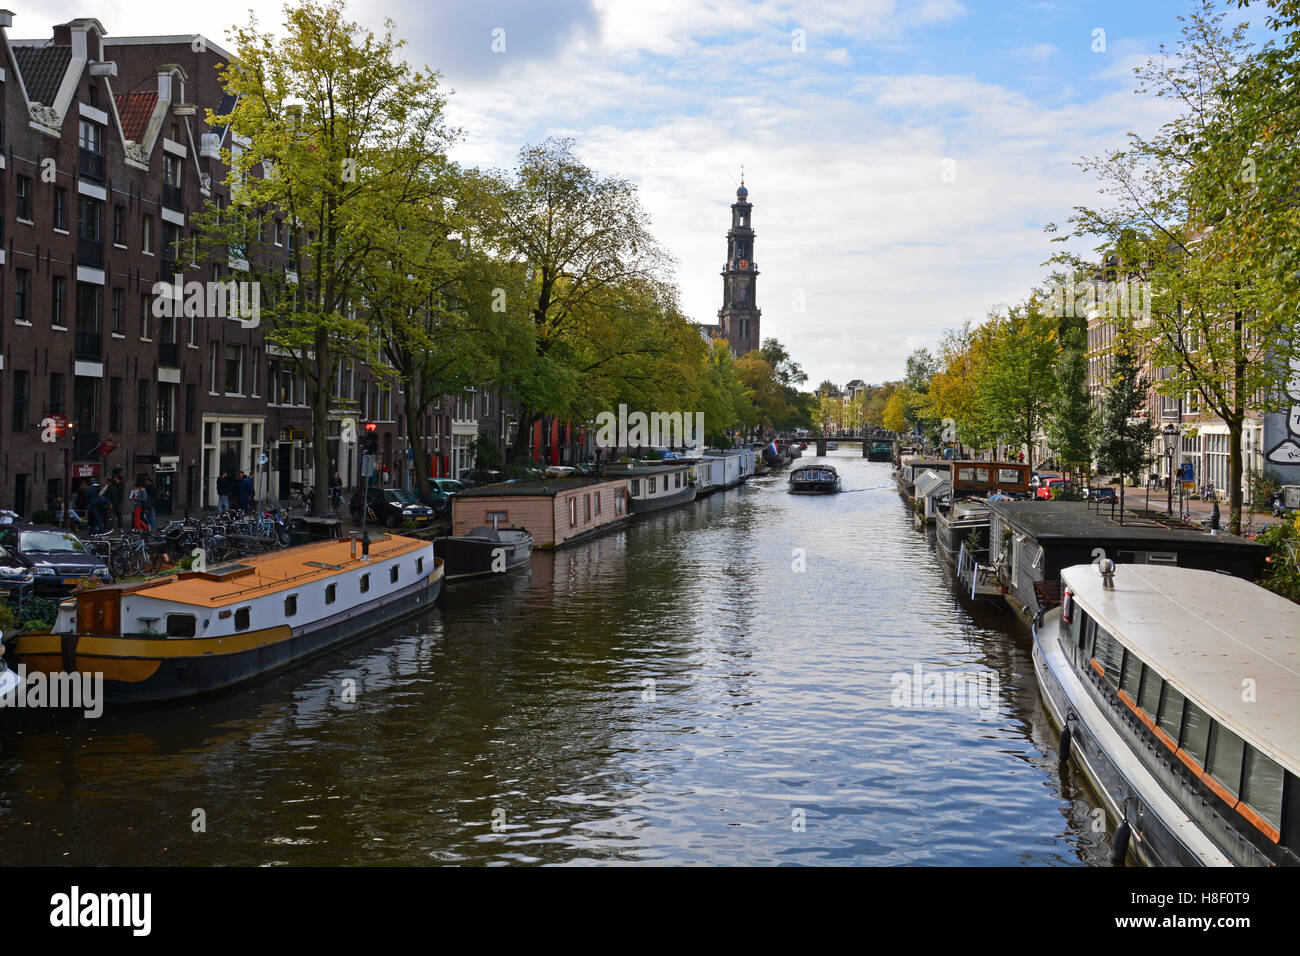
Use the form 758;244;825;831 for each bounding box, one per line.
0;15;506;518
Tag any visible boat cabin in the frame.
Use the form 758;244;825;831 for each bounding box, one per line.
452;477;631;549
950;461;1032;497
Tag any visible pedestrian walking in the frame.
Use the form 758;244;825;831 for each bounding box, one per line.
217;470;233;514
236;472;254;513
130;485;150;531
143;477;157;530
107;472;125;528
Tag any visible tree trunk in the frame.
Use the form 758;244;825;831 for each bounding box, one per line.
311;330;333;516
1229;417;1243;535
512;410;539;462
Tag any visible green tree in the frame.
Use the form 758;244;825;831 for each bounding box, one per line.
214;0;453;512
974;302;1058;468
1046;322;1093;475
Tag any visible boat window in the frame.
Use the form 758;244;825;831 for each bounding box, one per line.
997;469;1020;484
360;574;370;594
569;498;578;527
234;607;250;631
1137;664;1162;717
284;594;297;617
630;479;641;496
486;511;508;524
675;472;681;488
390;565;399;584
417;557;424;574
649;477;657;494
1067;604;1082;645
1082;614;1096;656
584;494;592;522
1096;627;1124;688
1207;724;1246;800
325;583;337;605
1180;699;1212;768
1156;684;1185;742
166;613;196;637
1119;649;1143;701
1240;745;1285;837
594;493;601;515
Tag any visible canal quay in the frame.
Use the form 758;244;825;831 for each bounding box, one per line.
0;451;1114;866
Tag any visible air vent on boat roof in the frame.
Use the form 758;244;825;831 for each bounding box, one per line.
307;561;344;571
190;563;257;581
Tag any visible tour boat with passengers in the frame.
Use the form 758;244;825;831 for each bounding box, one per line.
1033;562;1300;866
7;534;443;703
788;465;841;495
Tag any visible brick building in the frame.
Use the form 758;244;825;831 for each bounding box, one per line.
0;14;508;518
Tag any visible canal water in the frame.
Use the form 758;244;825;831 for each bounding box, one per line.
0;451;1114;865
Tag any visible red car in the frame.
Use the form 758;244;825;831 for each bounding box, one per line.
1036;477;1067;500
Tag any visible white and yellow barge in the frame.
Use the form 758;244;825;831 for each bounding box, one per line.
8;534;442;703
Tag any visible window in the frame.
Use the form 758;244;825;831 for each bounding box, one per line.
113;205;125;245
139;293;151;339
486;511;509;524
674;472;681;488
416;557;424;574
53;187;67;230
165;614;197;637
11;370;28;431
137;380;150;433
111;288;124;334
1119;650;1142;702
360;574;370;594
49;374;64;415
389;564;399;584
1179;699;1212;769
78;196;101;242
325;583;337;604
156;382;176;433
109;378;123;433
649;477;657;494
251;348;261;397
79;119;102;155
15;175;31;220
1137;664;1162;716
225;345;243;394
234;607;250;631
584;494;592;521
630;478;640;496
209;343;220;393
285;594;298;616
15;269;30;322
594;493;601;516
569;497;578;527
997;468;1021;484
1240;746;1285;838
142;214;154;254
52;276;66;327
1156;683;1185;743
1206;724;1246;800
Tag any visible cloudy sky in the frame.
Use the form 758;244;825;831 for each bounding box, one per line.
19;1;1270;386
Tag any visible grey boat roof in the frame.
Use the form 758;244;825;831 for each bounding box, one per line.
1062;563;1300;776
987;500;1262;549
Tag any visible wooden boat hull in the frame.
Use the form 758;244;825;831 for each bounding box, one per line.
14;563;444;703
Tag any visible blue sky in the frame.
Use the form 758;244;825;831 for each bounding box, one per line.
21;1;1276;386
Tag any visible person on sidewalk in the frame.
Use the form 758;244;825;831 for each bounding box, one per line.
217;470;233;514
236;472;254;513
107;472;125;528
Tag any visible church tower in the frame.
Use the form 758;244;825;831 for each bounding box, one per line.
717;179;760;357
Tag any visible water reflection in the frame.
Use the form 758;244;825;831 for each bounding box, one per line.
0;451;1110;865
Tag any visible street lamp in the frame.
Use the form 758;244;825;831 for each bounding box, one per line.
1161;424;1178;515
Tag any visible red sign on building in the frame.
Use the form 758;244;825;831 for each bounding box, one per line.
73;464;100;479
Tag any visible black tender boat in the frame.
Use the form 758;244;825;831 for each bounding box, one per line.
434;525;534;581
788;465;841;495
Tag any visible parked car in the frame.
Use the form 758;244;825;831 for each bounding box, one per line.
419;478;468;516
350;488;436;528
1036;477;1068;500
1088;486;1118;504
430;478;469;496
0;526;111;596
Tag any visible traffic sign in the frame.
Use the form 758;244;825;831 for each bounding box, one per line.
257;453;269;466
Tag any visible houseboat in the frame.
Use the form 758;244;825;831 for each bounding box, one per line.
604;462;698;514
950;461;1032;498
434;525;533;582
985;500;1266;619
913;469;949;524
936;498;990;565
788;465;841;494
1034;563;1300;866
867;442;892;462
896;456;950;502
451;477;631;549
8;535;443;703
702;450;746;490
